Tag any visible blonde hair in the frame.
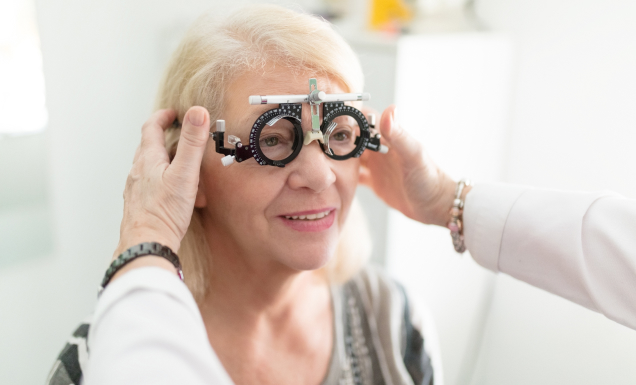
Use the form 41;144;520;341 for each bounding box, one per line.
155;4;371;302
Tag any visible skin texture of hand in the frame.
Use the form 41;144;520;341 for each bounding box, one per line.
113;106;211;259
359;105;463;227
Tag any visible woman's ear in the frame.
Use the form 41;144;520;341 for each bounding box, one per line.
358;163;371;187
194;180;207;208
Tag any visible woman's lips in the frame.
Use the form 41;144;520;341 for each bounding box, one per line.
279;208;336;232
281;207;336;217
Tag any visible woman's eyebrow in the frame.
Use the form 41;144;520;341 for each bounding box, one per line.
233;107;269;134
231;98;352;132
237;114;255;129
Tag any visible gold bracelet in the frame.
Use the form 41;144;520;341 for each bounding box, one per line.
447;179;471;253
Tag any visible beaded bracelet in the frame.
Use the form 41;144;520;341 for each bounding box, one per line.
448;179;472;253
99;242;183;295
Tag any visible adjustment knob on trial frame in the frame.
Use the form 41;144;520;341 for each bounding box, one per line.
221;155;235;166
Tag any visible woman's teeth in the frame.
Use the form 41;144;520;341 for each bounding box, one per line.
284;210;331;221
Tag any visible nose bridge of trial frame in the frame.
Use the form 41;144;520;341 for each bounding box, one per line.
248;78;372;146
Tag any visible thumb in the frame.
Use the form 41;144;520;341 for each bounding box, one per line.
169;106;210;179
379;105;422;161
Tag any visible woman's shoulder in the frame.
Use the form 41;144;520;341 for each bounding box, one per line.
345;264;407;316
338;264;436;385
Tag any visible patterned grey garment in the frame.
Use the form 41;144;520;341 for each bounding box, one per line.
333;279;434;385
46;320;90;385
338;282;385;385
46;275;433;385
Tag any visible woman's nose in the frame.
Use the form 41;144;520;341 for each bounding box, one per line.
286;138;336;192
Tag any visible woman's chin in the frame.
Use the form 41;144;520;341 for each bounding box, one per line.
267;226;340;272
276;245;335;272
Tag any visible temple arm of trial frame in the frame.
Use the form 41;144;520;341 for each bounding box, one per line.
209;120;238;166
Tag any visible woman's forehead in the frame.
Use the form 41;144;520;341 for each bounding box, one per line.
229;68;345;102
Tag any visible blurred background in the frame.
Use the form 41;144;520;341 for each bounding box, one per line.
1;0;635;384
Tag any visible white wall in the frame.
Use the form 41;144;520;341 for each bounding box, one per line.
469;0;636;384
477;0;636;194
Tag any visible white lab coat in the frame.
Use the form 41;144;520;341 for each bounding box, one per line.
464;183;636;330
85;268;234;384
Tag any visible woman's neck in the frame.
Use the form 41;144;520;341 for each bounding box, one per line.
198;240;334;385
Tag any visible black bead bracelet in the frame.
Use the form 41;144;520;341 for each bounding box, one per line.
99;242;183;295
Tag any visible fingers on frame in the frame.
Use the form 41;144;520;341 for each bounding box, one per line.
379;105;396;139
170;106;210;178
140;109;177;152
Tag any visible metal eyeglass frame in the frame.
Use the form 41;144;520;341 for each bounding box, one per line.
209;78;388;168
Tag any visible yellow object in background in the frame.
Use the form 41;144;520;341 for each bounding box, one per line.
369;0;414;32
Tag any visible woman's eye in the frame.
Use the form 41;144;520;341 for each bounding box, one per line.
332;131;350;141
262;136;279;147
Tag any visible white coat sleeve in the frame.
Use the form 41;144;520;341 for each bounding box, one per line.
84;267;235;385
463;182;636;330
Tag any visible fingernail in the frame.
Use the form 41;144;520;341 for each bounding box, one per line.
189;108;204;126
391;107;399;128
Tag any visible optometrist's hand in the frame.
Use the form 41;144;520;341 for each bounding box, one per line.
113;107;210;260
359;105;461;227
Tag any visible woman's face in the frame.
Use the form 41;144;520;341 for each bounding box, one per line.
196;67;360;272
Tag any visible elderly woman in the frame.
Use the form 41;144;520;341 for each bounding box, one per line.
47;5;449;385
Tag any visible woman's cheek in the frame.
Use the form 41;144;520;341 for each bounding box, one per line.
343;160;360;191
336;162;359;220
